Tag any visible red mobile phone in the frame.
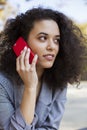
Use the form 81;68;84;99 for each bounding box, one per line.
12;37;34;64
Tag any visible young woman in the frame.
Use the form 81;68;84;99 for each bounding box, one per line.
0;7;85;130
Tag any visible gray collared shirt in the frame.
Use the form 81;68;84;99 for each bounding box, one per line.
0;72;67;130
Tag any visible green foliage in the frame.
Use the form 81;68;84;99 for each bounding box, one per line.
76;22;87;80
78;22;87;35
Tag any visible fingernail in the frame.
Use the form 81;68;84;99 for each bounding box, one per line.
24;46;27;50
21;50;23;54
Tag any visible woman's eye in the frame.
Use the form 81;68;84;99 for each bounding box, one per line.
54;38;60;44
38;36;46;41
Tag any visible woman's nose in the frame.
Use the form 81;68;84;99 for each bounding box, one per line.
47;40;56;50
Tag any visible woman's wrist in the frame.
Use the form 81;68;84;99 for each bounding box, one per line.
24;85;37;93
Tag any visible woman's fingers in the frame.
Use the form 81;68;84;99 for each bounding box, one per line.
30;54;38;71
16;47;29;72
24;48;30;69
16;46;38;74
20;47;27;69
16;47;38;88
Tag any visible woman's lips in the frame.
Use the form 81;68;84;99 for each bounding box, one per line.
43;54;55;61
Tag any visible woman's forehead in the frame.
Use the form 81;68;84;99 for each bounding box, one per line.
31;19;60;35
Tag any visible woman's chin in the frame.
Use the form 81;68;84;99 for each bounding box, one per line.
43;62;54;68
37;61;54;69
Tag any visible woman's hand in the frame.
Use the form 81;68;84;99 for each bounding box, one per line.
16;47;38;89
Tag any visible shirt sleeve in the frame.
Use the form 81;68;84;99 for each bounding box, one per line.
0;84;38;130
0;82;67;130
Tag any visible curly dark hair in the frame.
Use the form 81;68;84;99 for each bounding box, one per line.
0;7;86;90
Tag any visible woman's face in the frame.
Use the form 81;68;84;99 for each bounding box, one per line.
27;20;60;69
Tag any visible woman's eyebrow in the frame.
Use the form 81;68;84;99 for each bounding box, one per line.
37;32;48;36
55;35;60;38
37;32;60;37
